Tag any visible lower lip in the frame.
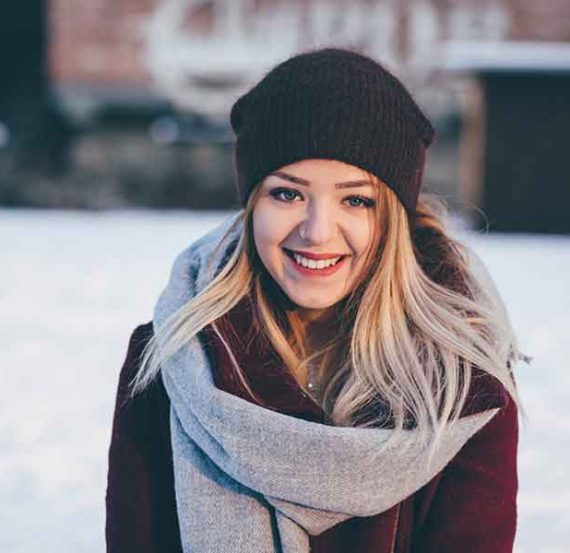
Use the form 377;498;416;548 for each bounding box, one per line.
284;249;348;277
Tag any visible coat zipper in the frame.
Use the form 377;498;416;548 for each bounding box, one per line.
388;502;401;553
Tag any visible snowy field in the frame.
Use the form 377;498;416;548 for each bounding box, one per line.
0;208;568;552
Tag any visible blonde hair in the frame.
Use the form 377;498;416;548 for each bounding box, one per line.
130;176;526;462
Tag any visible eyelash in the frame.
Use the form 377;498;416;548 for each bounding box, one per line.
269;187;376;209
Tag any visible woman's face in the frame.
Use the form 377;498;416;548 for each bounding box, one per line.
252;159;379;322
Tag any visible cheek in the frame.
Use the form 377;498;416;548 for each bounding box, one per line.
345;225;376;286
346;218;375;258
252;205;291;262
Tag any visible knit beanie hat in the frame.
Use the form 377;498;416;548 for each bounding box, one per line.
229;47;436;213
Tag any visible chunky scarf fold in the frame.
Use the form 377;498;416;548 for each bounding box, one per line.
153;211;500;553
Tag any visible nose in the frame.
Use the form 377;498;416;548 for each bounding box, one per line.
298;203;337;244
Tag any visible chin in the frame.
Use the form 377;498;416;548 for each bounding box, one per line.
285;290;339;311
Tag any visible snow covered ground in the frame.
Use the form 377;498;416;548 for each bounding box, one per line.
0;208;568;552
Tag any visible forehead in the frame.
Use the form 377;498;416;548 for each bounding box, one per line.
267;159;374;185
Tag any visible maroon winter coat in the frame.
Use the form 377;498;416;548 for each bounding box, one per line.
106;297;518;552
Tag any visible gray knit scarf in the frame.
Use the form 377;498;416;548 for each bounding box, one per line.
154;211;500;553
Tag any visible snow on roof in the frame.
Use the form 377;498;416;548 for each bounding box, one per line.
441;40;570;74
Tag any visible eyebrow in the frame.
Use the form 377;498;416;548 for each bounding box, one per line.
268;171;373;189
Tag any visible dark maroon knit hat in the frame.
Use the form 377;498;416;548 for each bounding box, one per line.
230;47;436;213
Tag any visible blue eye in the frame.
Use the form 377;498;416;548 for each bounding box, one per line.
269;188;301;202
345;196;375;209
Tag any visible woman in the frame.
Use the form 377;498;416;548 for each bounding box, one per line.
106;48;527;553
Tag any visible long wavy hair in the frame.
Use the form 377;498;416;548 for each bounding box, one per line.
130;173;526;463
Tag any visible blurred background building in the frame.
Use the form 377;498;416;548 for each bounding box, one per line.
1;0;569;231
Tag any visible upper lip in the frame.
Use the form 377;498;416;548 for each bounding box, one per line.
284;248;348;260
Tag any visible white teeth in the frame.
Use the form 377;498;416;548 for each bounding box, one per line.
292;252;342;269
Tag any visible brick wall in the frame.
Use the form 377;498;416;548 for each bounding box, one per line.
48;0;282;88
49;0;570;89
49;0;156;86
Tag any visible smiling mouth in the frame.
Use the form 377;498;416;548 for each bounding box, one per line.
282;248;349;270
